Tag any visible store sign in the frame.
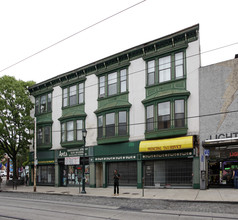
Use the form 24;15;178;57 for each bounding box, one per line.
65;157;80;165
142;150;193;160
94;155;137;162
139;136;193;152
208;132;238;140
58;148;88;158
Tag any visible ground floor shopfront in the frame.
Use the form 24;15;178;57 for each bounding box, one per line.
90;136;200;189
203;137;238;188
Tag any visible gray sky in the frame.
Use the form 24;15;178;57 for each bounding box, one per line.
1;0;238;83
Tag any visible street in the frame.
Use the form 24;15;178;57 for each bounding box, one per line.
0;192;238;220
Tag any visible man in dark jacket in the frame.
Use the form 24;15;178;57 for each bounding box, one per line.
113;169;120;196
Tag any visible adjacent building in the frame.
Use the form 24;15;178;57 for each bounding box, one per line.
199;57;238;189
29;24;201;189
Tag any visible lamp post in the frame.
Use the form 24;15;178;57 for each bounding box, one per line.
81;128;87;194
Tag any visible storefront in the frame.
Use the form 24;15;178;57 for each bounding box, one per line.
29;150;55;186
140;136;199;188
203;137;238;188
56;148;89;187
91;141;140;188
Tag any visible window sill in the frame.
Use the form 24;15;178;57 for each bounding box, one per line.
145;127;187;140
97;135;129;145
37;144;52;151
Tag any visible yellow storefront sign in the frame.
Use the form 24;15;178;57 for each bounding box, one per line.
139;136;193;152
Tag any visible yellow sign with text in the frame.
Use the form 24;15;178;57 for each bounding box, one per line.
139;136;193;152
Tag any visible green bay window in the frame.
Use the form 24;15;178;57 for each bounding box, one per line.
146;51;185;86
97;109;129;143
62;82;84;108
98;68;128;98
37;125;51;147
35;92;52;115
61;119;85;147
146;105;154;131
175;99;185;128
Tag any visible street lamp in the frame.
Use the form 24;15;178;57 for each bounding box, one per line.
81;128;87;194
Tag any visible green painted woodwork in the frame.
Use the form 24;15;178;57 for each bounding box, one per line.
97;135;129;145
37;144;52;151
59;105;86;121
60;76;86;88
95;93;131;114
29;150;54;161
145;127;188;139
137;160;143;189
94;141;140;157
60;140;84;149
143;79;190;104
95;62;130;76
36;113;52;124
193;157;200;189
103;162;107;188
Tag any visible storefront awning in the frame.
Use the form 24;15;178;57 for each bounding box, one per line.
203;137;238;148
139;136;193;152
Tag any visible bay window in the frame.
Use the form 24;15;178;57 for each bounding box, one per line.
106;113;115;137
146;105;154;131
35;92;52;115
175;99;185;127
158;102;171;129
37;125;51;146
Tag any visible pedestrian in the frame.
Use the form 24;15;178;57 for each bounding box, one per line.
113;169;120;196
232;168;238;189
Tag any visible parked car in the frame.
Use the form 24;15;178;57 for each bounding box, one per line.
0;170;7;177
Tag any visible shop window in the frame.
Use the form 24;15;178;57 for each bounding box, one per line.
146;105;154;131
37;165;55;185
37;125;51;146
158;102;170;129
62;82;84;107
98;68;127;98
35;92;52;115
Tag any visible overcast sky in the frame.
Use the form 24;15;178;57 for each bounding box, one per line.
1;0;238;83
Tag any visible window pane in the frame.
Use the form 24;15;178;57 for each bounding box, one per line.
47;93;52;112
44;126;50;144
119;111;127;136
158;102;170;129
61;123;65;142
106;113;115;137
99;76;105;97
98;116;103;138
79;83;84;104
63;88;68;107
40;95;47;113
108;72;117;96
69;85;77;106
159;56;171;82
67;121;74;141
148;60;155;85
37;128;43;145
35;97;39;114
175;100;185;128
175;52;184;78
146;105;154;131
120;69;127;93
77;120;83;141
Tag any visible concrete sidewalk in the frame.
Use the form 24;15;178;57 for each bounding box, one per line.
1;182;238;203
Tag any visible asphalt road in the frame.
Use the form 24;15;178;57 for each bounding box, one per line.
0;192;238;220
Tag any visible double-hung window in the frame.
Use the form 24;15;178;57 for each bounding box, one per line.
158;102;171;129
108;72;117;96
35;92;52;115
120;69;127;93
99;76;105;97
118;111;127;136
146;105;154;131
147;60;155;85
98;116;103;138
106;113;115;137
63;82;84;107
175;52;184;79
159;56;171;83
175;100;185;127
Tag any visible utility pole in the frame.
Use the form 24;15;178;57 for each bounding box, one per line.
34;118;37;192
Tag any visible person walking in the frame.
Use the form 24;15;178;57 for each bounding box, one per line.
113;169;120;196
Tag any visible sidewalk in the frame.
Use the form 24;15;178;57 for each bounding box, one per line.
1;182;238;203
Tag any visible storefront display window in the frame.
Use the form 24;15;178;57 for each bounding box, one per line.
37;165;55;185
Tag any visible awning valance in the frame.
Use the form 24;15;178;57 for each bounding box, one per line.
139;136;193;152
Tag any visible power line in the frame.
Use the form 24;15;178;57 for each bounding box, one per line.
0;0;146;74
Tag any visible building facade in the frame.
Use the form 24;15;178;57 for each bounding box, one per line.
199;57;238;189
29;24;201;189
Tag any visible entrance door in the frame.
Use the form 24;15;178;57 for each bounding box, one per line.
144;162;154;186
96;163;103;187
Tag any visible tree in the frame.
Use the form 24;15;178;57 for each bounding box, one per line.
0;75;35;180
